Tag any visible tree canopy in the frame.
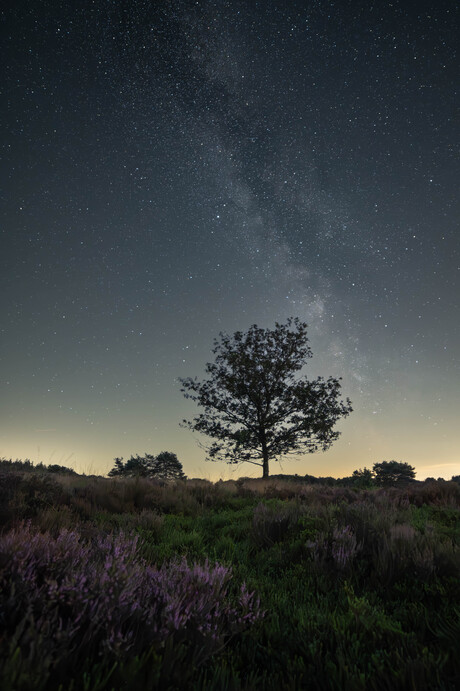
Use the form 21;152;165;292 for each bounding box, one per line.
180;318;352;478
108;452;186;481
350;467;375;488
372;460;416;486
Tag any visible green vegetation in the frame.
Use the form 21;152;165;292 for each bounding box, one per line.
0;460;459;690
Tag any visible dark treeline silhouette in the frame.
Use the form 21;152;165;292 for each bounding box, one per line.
1;457;458;486
0;458;77;475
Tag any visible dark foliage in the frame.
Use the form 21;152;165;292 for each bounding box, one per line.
373;460;416;486
180;318;352;477
108;452;186;481
46;464;77;474
0;458;76;475
154;452;187;481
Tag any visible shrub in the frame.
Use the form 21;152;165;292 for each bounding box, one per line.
305;525;361;573
251;502;300;548
331;525;361;569
0;523;264;689
0;473;70;529
408;480;460;508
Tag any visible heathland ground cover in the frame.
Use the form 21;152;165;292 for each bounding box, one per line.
0;463;459;690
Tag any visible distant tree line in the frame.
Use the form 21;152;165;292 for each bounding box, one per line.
0;458;77;475
1;457;458;488
348;461;416;487
269;461;417;488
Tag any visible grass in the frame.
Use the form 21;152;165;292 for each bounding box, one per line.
0;465;459;690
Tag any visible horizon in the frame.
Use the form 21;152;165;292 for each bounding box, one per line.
0;452;457;484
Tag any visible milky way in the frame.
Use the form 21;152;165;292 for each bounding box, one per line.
2;0;459;478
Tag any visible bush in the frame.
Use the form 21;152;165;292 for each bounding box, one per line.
251;501;300;548
0;473;69;529
408;481;460;508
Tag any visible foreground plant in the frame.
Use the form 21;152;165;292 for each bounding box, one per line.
0;523;263;689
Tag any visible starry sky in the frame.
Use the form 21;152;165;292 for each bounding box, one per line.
2;0;459;480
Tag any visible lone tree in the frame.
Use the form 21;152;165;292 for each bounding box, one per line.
108;452;186;481
180;318;352;478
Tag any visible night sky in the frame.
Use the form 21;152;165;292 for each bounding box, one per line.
2;0;459;480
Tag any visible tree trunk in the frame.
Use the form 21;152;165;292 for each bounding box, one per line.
261;438;269;478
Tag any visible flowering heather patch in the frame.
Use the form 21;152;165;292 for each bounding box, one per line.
0;523;264;686
331;525;361;569
305;525;361;572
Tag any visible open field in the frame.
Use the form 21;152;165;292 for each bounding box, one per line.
1;466;459;690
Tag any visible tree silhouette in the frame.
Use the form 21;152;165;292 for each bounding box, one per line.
180;318;352;478
350;467;375;488
372;460;416;486
154;451;186;481
108;453;185;481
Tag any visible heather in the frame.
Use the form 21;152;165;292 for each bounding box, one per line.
0;464;459;689
0;524;261;690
